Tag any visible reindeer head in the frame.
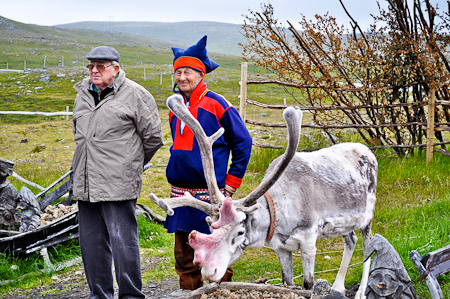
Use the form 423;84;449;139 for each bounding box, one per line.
150;94;302;282
188;197;251;281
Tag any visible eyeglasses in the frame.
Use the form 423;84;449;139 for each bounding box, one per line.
86;64;115;72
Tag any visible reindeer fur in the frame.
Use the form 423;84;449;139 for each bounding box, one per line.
189;142;377;298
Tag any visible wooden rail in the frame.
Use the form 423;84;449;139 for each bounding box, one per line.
239;64;448;160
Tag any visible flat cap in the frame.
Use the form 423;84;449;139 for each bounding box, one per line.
86;46;120;62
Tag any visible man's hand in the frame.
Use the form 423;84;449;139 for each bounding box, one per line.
224;184;236;198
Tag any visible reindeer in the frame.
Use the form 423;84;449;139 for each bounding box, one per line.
151;94;378;298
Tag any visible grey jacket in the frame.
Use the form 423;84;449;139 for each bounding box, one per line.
72;70;163;202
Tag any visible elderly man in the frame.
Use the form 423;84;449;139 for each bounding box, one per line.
72;46;163;299
164;36;253;293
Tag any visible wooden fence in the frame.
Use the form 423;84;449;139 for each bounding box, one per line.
238;62;450;163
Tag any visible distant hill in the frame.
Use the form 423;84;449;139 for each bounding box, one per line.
0;16;171;50
0;15;179;69
56;21;245;56
0;15;243;72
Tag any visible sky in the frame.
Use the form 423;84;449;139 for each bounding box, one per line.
0;0;447;30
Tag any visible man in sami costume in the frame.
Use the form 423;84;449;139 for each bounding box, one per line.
164;35;252;292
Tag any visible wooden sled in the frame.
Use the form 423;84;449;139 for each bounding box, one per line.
410;244;450;299
0;170;78;254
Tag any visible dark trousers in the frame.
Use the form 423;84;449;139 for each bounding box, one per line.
174;231;233;290
78;200;145;299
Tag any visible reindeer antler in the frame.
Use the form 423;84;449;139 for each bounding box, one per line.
149;192;212;216
236;107;302;208
150;96;302;224
149;94;226;221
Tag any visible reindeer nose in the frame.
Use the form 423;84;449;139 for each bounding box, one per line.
209;268;221;282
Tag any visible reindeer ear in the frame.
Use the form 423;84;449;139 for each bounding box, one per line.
239;203;262;214
211;197;246;229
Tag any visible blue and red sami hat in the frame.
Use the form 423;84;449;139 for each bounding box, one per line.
172;35;219;74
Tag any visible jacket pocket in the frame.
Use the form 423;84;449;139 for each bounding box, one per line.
73;113;91;143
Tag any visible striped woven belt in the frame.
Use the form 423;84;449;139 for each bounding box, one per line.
171;186;224;201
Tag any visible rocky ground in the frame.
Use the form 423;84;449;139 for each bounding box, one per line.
2;270;358;299
1;255;357;299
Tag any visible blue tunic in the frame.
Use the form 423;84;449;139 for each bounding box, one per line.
164;80;252;234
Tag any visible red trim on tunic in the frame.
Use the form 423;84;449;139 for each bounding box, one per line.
172;107;197;151
199;96;228;121
225;174;243;188
171;86;209;151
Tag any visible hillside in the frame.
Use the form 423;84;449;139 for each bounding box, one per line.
0;16;244;72
56;21;245;56
0;16;165;69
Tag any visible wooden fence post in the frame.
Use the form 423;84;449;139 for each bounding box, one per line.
239;62;248;122
426;87;436;164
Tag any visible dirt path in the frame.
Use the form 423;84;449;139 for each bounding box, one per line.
1;256;180;299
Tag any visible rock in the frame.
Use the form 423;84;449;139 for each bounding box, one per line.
39;74;50;82
313;279;331;296
323;290;349;299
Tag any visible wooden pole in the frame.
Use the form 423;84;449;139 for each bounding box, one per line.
160;72;163;85
239;62;248;121
66;106;70;121
12;171;45;191
426;87;436;164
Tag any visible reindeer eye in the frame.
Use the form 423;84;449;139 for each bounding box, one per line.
232;231;245;246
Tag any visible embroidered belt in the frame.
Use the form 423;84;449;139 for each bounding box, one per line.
170;185;224;201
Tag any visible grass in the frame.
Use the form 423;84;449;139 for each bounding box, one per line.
0;240;80;291
2;116;449;297
137;217;174;250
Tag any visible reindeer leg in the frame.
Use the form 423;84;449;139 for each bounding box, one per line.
355;225;372;299
299;233;317;290
332;231;357;294
275;249;293;285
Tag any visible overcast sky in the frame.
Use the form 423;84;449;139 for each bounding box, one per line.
0;0;446;30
